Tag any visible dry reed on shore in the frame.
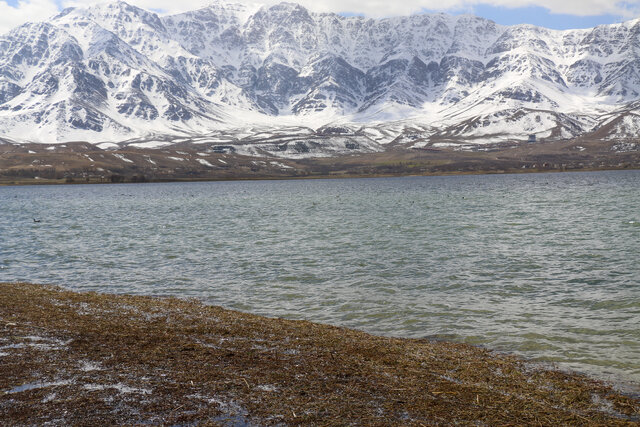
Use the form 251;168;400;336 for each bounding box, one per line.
1;282;638;425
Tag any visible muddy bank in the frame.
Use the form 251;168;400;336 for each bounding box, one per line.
1;283;638;425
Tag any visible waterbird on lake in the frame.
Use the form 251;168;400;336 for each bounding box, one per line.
33;218;41;223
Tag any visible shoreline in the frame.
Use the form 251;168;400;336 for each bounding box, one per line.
1;283;638;425
1;164;638;187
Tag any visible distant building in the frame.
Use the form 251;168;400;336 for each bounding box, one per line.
528;134;537;143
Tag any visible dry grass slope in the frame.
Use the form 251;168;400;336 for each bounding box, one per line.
1;138;639;185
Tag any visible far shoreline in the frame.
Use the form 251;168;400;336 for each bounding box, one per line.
1;164;638;187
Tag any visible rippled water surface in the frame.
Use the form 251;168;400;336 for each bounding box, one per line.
1;171;639;387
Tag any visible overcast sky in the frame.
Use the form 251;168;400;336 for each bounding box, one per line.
1;0;638;35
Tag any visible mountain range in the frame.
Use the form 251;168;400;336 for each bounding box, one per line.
1;0;639;158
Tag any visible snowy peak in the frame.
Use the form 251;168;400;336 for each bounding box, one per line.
60;1;165;30
0;0;640;149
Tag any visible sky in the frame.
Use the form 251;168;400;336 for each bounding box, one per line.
0;0;638;35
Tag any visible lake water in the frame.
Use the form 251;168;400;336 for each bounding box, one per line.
1;171;639;389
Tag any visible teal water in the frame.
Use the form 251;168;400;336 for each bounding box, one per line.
1;171;639;388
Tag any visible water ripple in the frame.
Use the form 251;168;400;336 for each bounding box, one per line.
1;170;639;388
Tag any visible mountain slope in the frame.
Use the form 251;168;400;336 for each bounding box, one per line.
0;0;639;155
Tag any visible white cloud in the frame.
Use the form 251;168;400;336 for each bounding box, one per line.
119;0;639;19
469;0;639;18
0;0;638;35
0;0;60;34
282;0;639;18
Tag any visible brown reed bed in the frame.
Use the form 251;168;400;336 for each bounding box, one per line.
0;282;638;426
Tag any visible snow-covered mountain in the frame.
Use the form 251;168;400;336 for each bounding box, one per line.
1;0;639;153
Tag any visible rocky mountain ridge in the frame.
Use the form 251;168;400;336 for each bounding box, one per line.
0;0;639;158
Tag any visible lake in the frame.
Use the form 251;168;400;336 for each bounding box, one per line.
1;171;639;389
